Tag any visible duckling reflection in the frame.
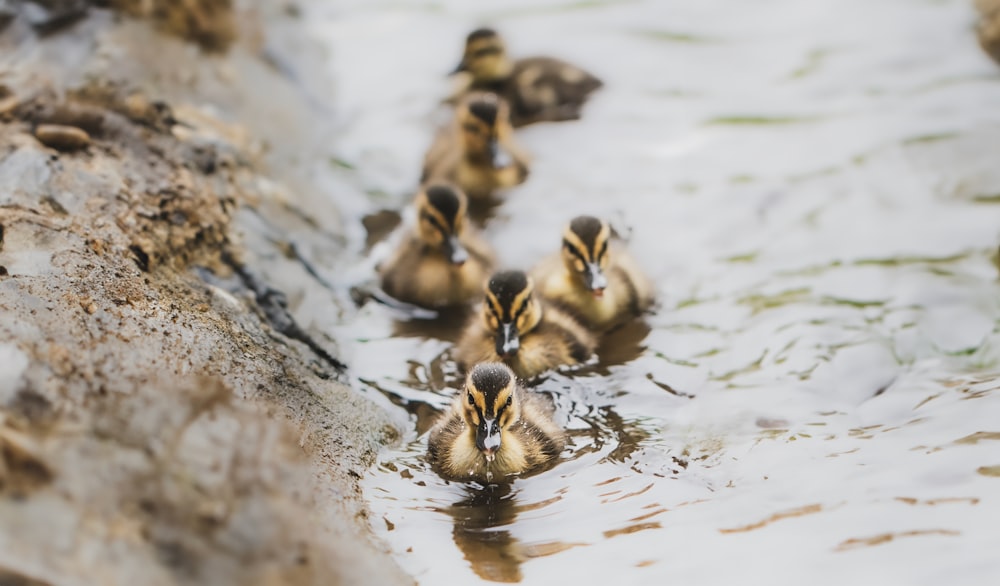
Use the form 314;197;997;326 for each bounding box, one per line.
450;28;603;127
444;484;524;583
422;92;530;208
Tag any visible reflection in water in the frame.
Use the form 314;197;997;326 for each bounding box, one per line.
563;404;654;464
391;306;471;343
441;483;589;583
593;318;653;372
443;484;524;583
361;208;402;251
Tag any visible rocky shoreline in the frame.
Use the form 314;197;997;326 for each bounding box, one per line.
0;2;410;584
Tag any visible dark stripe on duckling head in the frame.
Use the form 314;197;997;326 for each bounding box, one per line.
469;363;513;417
569;216;605;251
467;28;499;43
487;270;530;321
467;97;500;127
424;184;464;228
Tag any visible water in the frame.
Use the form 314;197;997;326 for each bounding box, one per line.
304;0;1000;583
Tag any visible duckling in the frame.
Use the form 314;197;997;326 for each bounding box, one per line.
453;270;597;380
531;215;655;331
451;28;603;127
378;183;495;309
422;92;530;201
428;362;566;483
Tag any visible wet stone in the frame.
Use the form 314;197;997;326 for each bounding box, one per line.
0;96;17;118
34;123;90;151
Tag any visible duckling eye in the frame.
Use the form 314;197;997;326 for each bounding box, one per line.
505;396;512;407
462;122;482;135
467;392;474;405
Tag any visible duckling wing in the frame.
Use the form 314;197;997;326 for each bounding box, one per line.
421;127;460;183
609;248;655;315
453;321;498;372
516;393;567;461
521;311;596;373
529;253;570;301
508;57;603;126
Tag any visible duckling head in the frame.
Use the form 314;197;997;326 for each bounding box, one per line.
453;27;513;81
562;216;611;297
482;270;542;358
457;93;515;169
463;362;520;461
416;183;469;265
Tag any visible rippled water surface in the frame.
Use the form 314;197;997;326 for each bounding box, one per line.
305;0;1000;583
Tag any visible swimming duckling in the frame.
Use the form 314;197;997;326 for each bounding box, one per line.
422;92;530;201
378;183;494;309
531;215;655;331
428;362;566;483
454;270;597;380
451;28;603;127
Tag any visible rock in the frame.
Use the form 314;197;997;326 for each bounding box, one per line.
22;0;89;36
33;123;90;150
0;95;17;118
0;1;14;33
0;6;412;584
0;344;29;403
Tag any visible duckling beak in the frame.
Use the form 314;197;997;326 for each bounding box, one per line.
450;60;468;75
488;139;513;169
495;323;520;357
443;235;468;266
585;263;608;297
476;418;501;461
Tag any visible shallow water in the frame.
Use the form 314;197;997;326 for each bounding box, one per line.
306;0;1000;583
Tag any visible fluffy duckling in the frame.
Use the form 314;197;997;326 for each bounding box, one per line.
422;92;530;201
428;362;566;483
378;183;494;309
451;28;603;127
454;270;597;380
532;215;655;331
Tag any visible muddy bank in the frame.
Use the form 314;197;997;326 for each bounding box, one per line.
0;3;409;585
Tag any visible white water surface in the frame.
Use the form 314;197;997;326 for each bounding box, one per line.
304;0;1000;584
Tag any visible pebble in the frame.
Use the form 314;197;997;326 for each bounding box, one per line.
34;124;91;151
0;95;17;118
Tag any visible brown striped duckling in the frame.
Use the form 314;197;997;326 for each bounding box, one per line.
378;183;494;309
428;362;566;483
454;270;596;380
422;92;530;201
531;215;655;331
451;28;603;127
